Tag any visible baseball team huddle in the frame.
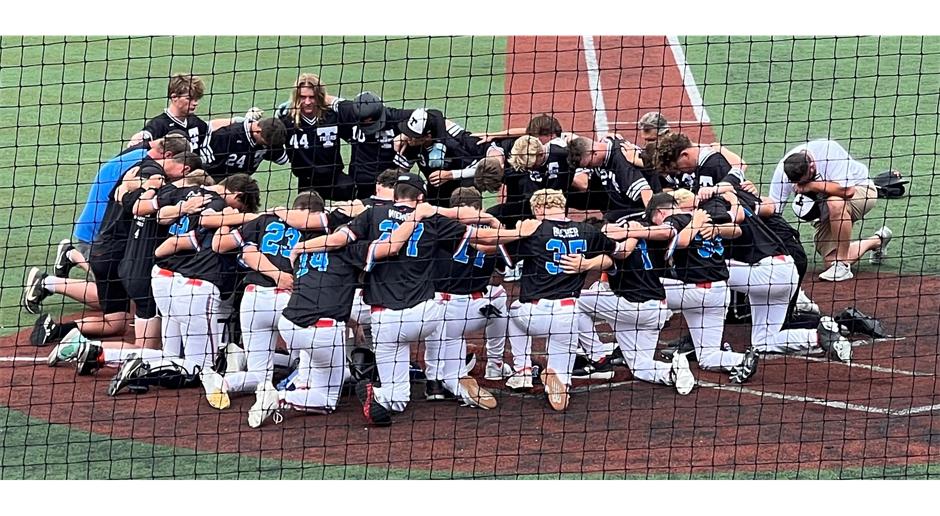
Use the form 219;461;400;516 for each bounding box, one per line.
21;73;894;428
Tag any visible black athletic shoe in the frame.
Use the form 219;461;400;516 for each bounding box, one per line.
571;356;615;380
355;380;392;427
22;267;50;315
610;347;626;367
53;240;76;279
426;379;457;401
660;334;696;361
409;361;427;382
30;314;55;347
729;348;760;384
571;354;591;376
75;340;104;376
107;356;146;395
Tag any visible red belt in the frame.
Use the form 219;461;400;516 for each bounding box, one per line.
773;255;788;262
246;284;290;295
156;268;174;278
314;318;336;328
696;282;712;289
532;298;575;307
371;306;385;313
440;292;485;301
185;278;204;287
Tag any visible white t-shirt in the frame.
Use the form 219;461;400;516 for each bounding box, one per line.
769;139;873;213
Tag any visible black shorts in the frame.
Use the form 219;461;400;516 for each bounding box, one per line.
89;251;130;315
118;260;158;320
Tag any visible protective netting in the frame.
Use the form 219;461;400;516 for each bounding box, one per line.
0;35;937;479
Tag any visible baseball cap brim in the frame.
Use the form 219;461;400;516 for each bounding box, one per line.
397;119;422;139
396;173;427;195
359;109;386;136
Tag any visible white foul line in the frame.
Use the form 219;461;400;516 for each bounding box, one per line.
697;380;940;417
581;35;609;135
665;35;710;124
0;357;44;362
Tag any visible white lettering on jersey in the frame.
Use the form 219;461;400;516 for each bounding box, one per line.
317;126;338;148
552;227;580;238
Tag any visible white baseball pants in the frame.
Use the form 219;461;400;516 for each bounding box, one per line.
663;279;743;372
727;255;817;354
277;316;349;412
151;265;182;358
225;285;291;393
426;286;509;393
577;292;674;385
371;299;444;413
167;276;222;370
508;298;578;386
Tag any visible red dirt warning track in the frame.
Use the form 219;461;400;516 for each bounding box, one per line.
1;37;938;478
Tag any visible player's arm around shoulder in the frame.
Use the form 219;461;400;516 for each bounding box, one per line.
211;224;246;254
472;218;540;246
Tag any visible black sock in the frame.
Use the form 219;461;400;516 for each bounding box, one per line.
49;321;78;341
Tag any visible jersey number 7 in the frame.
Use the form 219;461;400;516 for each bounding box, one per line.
545;238;587;275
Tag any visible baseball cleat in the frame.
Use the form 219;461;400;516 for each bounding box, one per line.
541;368;569;411
53;239;76;278
247;383;282;428
355;380;391;427
819;261;853;282
660;334;696;361
571;356;615;380
870;226;893;265
22;267;50;315
75;340;105;376
200;368;230;410
609;347;626;367
670;352;696;395
729;348;760;384
30;314;55;347
484;361;513;381
425;379;456;401
458;376;497;410
107;356;146;395
464;352;477;374
46;328;87;366
223;342;247;374
505;367;534;390
818;316;852;362
795;289;821;315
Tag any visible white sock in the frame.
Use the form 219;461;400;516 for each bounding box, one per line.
41;276;59;294
65;249;77;263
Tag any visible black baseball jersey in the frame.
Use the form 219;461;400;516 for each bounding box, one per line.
175;222;239;297
393;111;483;206
607;237;667;303
140;110;209;151
279;111;343;181
201;120;289;180
670;148;744;194
119;182;184;279
328;196;393;227
93;158;164;258
433;230;510;295
282;240;370;326
725;191;789;264
584;138;652;220
341;204;471;310
155;189;226;273
332;100;415;186
519;143;575;199
506;219;618;303
663;213;729;284
236;212;347;288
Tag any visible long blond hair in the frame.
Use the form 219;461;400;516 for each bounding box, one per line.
290;73;328;128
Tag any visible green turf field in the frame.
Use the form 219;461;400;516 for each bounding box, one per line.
1;35;938;479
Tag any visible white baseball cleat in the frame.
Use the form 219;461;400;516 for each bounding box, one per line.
670;352;696;395
458;376;497;410
200;368;230;410
541;368;569;411
505;367;533;390
224;342;247;374
248;383;282;428
796;289;821;315
870;226;893;265
46;328;88;367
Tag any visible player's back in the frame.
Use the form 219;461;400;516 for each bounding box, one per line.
662;212;729;284
510;219;615;303
343;203;470;310
433;232;507;295
282;239;369;326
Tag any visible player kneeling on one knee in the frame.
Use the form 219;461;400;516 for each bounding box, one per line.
568;219;696;395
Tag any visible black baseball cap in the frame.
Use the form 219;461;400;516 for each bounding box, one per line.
398;108;431;139
396;172;427;195
353;92;386;135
